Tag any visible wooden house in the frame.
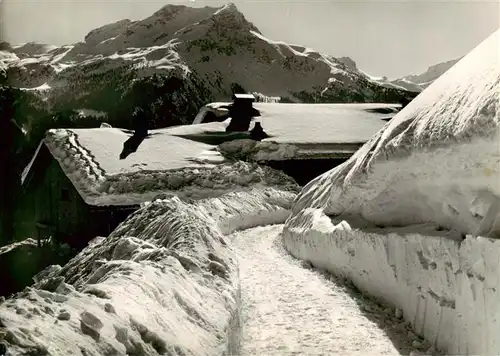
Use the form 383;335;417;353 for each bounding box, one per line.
17;127;218;249
166;100;402;184
175;102;400;155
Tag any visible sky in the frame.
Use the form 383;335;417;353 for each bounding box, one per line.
1;0;498;78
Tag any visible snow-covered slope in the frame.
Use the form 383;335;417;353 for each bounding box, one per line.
0;187;296;355
282;29;500;354
0;3;411;126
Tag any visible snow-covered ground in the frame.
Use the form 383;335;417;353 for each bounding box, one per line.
0;188;296;355
282;29;500;354
231;224;425;355
22;83;52;92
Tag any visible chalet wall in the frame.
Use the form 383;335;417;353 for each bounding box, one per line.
16;151;90;245
45;160;89;237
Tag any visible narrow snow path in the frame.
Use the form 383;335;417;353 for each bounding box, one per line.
231;224;407;356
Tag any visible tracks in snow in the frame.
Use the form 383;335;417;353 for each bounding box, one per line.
230;224;414;356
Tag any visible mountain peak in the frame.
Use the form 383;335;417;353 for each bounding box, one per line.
152;4;189;18
214;3;238;13
403;57;461;86
211;3;259;32
337;57;358;71
12;42;58;56
84;19;133;44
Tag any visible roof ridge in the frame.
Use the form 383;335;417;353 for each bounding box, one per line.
45;129;107;195
68;130;107;179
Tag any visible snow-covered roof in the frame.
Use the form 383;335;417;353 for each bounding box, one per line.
58;127;224;175
23;127;223;206
22;126;298;207
172;102;399;145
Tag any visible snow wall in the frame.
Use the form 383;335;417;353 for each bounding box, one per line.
284;213;500;355
284;29;500;355
0;187;296;356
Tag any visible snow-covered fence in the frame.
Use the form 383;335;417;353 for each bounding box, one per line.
0;188;296;356
251;92;281;103
283;210;500;355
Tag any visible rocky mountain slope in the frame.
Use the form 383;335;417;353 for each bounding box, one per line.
1;3;414;129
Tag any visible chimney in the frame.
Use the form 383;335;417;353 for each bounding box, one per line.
226;93;256;133
232;93;255;110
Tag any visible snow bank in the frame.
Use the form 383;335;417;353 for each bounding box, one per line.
292;28;500;237
283;29;500;354
284;212;500;354
0;187;296;356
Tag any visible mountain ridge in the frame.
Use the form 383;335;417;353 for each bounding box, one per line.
360;57;462;92
1;3;415;131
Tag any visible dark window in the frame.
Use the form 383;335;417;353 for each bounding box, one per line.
61;188;70;201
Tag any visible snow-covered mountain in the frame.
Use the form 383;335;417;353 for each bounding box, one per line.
0;3;412;128
360;57;461;93
398;58;461;90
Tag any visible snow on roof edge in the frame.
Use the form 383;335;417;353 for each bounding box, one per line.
24;128;297;207
21;141;44;185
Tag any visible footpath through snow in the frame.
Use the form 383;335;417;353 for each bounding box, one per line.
231;224;421;356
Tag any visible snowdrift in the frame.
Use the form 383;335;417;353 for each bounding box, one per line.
283;29;500;354
0;188;296;356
